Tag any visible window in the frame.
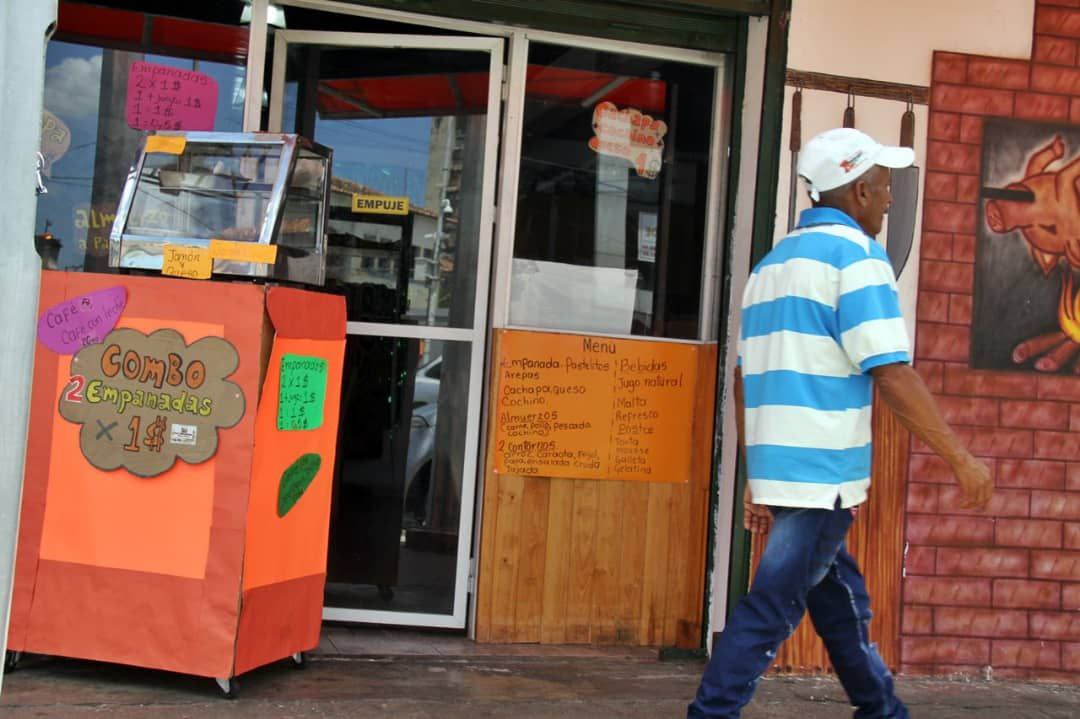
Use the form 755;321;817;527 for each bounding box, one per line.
35;2;247;272
509;44;716;340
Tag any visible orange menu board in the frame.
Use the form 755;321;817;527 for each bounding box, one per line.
493;329;699;483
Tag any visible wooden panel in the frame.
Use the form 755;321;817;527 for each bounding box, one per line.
749;391;908;672
488;474;525;642
590;479;624;644
566;480;600;643
675;344;719;647
615;482;650;644
513;477;550;642
640;483;675;644
539;478;574;644
475;335;718;646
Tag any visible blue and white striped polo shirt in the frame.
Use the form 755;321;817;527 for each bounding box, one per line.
737;207;911;509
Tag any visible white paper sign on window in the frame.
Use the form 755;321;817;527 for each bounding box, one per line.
588;101;668;180
510;259;638;335
637;212;658;263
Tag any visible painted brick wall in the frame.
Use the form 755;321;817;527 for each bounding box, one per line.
903;0;1080;683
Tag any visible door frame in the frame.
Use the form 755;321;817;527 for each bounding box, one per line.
268;29;505;629
252;3;739;639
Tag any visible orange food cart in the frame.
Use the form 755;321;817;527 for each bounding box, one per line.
7;132;345;696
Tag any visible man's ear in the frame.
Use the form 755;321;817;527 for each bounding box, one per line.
853;177;871;207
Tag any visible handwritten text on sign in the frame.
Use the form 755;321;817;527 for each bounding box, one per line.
493;330;697;482
588;102;668;180
126;61;218;132
162;244;212;279
37;286;127;355
58;328;245;477
278;354;328;431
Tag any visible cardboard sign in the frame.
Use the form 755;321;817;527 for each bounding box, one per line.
209;239;278;265
277;354;328;431
588;101;668;179
493;329;697;482
351;194;410;215
126;61;218;132
162;244;212;279
37;286;127;355
58;328;245;477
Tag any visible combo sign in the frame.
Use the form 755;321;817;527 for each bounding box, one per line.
59;328;245;477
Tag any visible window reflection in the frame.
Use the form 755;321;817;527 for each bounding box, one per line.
511;44;715;340
284;45;488;327
326;336;468;614
35;26;246;272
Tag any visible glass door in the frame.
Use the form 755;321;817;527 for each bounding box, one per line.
269;31;503;628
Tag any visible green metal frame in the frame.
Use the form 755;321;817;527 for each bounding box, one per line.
700;13;748;648
722;0;792;624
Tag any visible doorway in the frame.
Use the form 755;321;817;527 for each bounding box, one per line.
269;31;503;628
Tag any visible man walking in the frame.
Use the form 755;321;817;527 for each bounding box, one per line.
688;128;994;718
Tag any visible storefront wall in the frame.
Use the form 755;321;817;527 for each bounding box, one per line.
29;0;767;649
764;0;1080;682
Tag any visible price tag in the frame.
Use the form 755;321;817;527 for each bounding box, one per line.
277;354;328;431
162;244;212;280
209;239;278;265
144;135;187;155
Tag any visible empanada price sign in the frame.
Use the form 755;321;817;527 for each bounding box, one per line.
58;328;245;477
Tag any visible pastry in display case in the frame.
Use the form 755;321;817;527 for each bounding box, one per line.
109;132;332;286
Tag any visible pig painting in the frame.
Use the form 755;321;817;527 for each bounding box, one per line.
974;119;1080;375
984;134;1080;275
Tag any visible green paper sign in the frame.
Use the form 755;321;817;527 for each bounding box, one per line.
277;353;327;431
278;453;321;517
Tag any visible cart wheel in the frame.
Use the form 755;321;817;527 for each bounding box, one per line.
215;676;238;699
4;651;22;673
291;651;306;669
377;585;394;601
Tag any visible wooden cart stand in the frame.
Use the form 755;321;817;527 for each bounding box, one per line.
7;270;346;696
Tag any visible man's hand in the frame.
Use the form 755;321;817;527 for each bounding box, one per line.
743;485;772;534
950;451;993;510
873;363;995;512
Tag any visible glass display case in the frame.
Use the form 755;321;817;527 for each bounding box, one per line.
109;132;332;286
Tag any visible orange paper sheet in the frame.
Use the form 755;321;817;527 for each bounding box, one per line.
144;134;186;155
493;329;698;483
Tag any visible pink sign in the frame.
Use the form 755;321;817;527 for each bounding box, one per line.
37;286;127;355
126;61;218;132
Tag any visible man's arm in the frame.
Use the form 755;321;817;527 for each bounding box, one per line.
871;362;993;510
734;366;773;533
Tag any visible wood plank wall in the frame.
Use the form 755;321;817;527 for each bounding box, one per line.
749;392;909;672
475;335;719;646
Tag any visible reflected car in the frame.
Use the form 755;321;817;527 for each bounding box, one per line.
404;399;436;528
413;356;442;408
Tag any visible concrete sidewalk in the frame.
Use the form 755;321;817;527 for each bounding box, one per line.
0;629;1076;717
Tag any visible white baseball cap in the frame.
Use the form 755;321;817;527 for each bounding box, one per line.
797;128;915;201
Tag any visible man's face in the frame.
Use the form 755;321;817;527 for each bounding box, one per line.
858;165;893;237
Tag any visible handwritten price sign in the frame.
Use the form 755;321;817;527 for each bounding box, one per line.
58;328;245;477
126;61;218;132
277;354;328;431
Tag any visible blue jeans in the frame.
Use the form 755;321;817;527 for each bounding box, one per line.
688;501;908;718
